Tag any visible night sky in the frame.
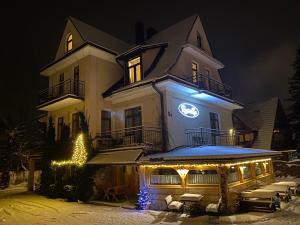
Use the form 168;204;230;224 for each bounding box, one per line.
0;1;299;122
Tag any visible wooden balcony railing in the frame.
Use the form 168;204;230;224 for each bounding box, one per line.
39;79;84;104
96;126;162;150
185;74;233;99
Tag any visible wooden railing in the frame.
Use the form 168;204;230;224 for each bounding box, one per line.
150;175;181;185
96;126;162;150
39;79;84;104
188;174;219;184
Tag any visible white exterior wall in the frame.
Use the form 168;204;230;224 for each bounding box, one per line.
165;89;233;150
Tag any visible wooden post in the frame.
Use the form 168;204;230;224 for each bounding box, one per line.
219;166;229;212
28;158;35;191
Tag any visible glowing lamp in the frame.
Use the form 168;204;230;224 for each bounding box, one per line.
177;169;189;178
178;103;199;118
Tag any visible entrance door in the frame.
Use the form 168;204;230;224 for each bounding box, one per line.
210;112;220;145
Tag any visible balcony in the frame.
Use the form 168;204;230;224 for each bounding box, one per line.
185;127;242;147
37;79;84;111
185;74;233;99
96;126;162;151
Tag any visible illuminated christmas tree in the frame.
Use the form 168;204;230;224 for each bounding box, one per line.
137;184;152;210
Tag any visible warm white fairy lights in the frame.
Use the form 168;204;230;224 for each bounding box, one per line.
51;133;87;167
140;158;272;169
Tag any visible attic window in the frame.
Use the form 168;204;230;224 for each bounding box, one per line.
197;32;202;49
66;33;73;52
128;57;141;84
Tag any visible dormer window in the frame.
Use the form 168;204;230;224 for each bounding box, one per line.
66;33;73;52
196;32;202;49
128;57;141;84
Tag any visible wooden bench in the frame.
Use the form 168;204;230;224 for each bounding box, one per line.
261;184;292;202
274;181;300;195
240;189;280;212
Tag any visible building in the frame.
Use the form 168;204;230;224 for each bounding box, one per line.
37;15;280;212
233;97;294;150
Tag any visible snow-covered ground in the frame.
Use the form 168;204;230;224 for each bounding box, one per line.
1;183;300;225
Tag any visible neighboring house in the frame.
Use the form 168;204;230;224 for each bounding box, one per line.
233;97;294;151
37;15;279;212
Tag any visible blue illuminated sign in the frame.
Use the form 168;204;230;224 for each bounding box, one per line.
178;103;199;118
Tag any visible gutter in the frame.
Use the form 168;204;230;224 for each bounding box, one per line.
151;81;167;151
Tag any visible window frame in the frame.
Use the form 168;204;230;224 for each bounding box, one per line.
66;33;73;52
57;117;64;140
101;110;112;135
196;31;202;49
127;56;142;84
72;112;80;138
192;61;198;83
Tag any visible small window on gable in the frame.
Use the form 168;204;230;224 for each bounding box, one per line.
128;57;141;84
66;33;73;52
192;62;198;83
197;32;202;49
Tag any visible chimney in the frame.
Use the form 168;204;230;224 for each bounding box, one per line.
135;22;144;45
146;27;158;39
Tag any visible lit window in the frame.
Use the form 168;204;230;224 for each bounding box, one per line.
228;166;239;183
128;57;141;84
192;62;198;83
255;163;262;176
66;34;73;52
241;165;251;179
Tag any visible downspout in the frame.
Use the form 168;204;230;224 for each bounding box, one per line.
151;81;167;151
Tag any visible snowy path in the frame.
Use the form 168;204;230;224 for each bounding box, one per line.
1;185;300;225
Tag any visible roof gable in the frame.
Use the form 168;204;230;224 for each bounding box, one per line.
55;19;85;60
55;17;132;61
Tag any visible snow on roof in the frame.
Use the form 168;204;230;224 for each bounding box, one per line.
87;149;143;165
70;17;132;54
234;97;279;149
140;145;280;163
144;15;198;79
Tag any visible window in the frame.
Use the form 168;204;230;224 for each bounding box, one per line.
192;62;198;83
73;66;79;95
187;170;218;184
59;73;64;95
128;57;141;84
125;106;142;129
255;163;262;176
150;168;181;185
101;110;111;135
72;113;80;137
228;166;239;183
264;162;271;173
57;117;64;140
210;112;220;145
66;33;73;52
197;32;202;49
241;165;251;179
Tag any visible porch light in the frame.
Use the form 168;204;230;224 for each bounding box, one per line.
177;169;189;178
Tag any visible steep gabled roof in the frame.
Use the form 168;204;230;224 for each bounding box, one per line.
144;14;198;79
69;17;132;54
234;97;279;149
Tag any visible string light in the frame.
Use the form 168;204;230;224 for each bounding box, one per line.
51;133;87;167
140;158;272;169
